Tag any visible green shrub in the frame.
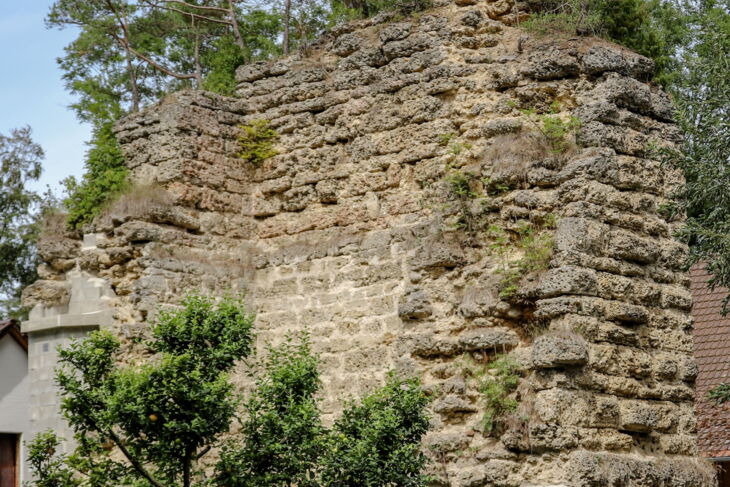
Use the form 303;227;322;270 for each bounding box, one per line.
541;115;581;153
238;120;279;166
63;121;129;229
319;373;431;487
710;383;730;404
216;336;323;487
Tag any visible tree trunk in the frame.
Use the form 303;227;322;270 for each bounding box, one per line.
183;446;192;487
228;0;245;50
122;11;140;112
126;53;140;112
283;0;292;55
193;18;203;88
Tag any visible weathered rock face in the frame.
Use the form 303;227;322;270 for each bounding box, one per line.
24;1;716;485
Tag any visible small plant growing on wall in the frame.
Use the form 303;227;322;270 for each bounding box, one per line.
522;104;581;155
238;120;279;166
493;216;557;300
462;354;523;435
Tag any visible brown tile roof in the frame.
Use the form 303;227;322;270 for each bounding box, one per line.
0;319;27;352
691;264;730;458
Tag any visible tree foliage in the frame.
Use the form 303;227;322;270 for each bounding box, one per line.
523;0;689;83
63;122;129;229
215;337;323;487
665;0;730;308
28;294;431;487
319;374;431;487
0;127;48;318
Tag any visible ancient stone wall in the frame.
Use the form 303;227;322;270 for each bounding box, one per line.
23;1;717;485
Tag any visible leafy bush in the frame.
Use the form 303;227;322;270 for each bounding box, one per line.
216;336;323;487
238;120;279;166
709;383;730;404
27;293;431;487
63;121;129;229
521;106;581;155
319;374;431;487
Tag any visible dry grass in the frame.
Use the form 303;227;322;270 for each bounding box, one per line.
148;245;251;278
103;184;174;220
39;210;75;240
484;131;577;187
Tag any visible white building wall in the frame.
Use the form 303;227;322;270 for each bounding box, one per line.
0;334;30;482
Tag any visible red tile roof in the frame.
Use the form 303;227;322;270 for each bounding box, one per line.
691;264;730;458
0;319;27;352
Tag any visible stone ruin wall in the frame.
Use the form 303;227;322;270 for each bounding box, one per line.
22;0;718;485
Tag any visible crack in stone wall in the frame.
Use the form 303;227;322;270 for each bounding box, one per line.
22;1;717;485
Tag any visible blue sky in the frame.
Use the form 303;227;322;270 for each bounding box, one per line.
0;2;88;194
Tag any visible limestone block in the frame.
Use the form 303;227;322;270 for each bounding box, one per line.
580;45;654;78
457;328;520;353
410;241;466;270
433;394;477;414
333;32;364;57
398;289;433;320
523;47;580;81
379;22;411;43
424;432;470;453
567;450;716;487
619;400;657;433
533;388;587;425
485;0;514;20
21;280;70;307
114;221;168;243
554;217;608;255
608;229;659;264
537;266;598;299
382;33;437;61
410;327;519;358
460;9;484;28
532;332;588;369
38;237;80;262
459;286;497;318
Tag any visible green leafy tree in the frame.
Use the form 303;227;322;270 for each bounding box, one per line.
62;122;129;229
0;127;46;318
665;0;730;307
48;1;287;227
27;294;431;487
31;294;256;487
319;375;431;487
216;336;323;487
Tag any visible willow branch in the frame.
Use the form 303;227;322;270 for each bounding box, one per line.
146;0;230;13
104;0;196;80
140;0;232;24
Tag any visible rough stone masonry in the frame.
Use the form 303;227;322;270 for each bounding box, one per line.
21;0;718;485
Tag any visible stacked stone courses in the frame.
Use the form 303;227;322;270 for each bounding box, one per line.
22;0;716;485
